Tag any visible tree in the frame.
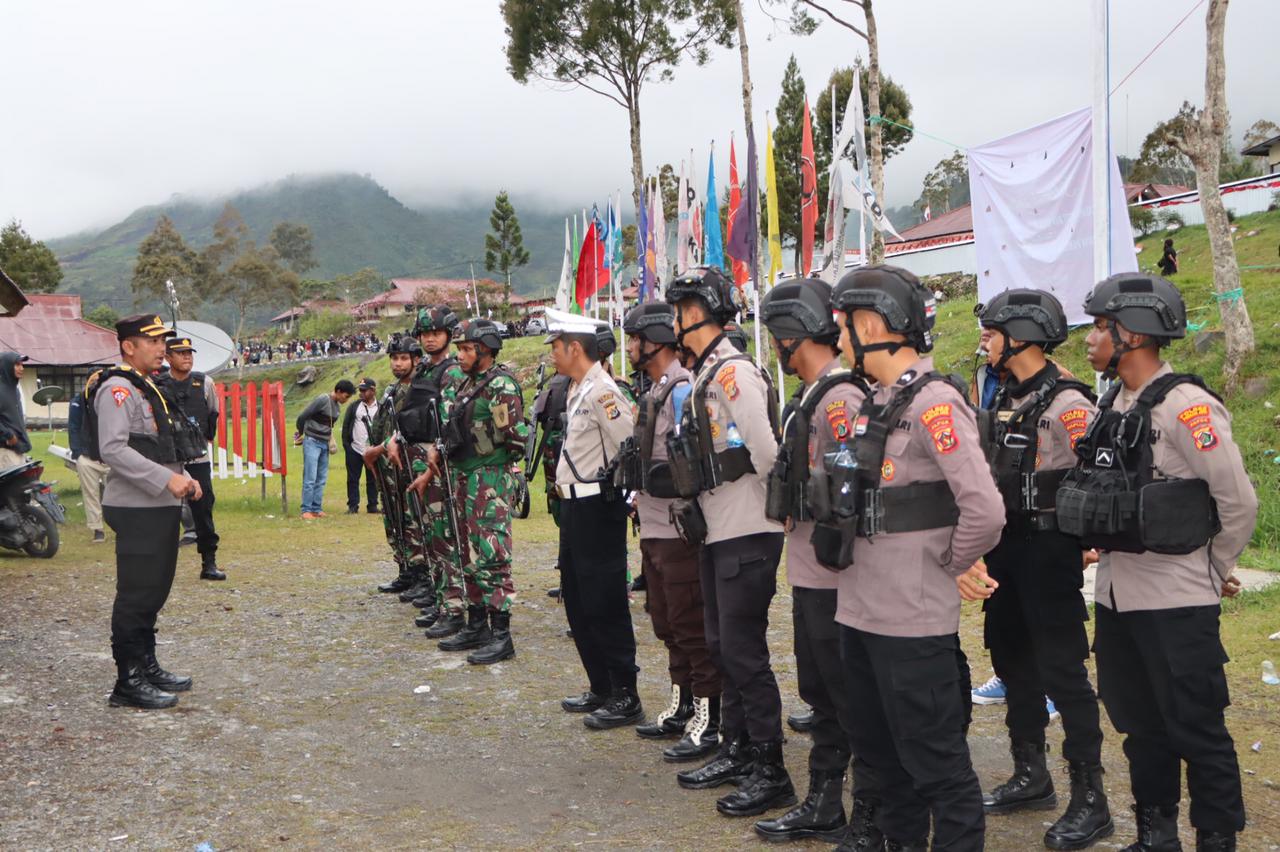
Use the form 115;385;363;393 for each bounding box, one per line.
772;56;809;272
132;215;199;309
84;304;120;330
916;150;969;216
1243;119;1280;149
483;190;531;302
1128;205;1157;238
194;205;295;344
501;0;736;223
658;164;680;223
269;222;317;276
0;220;62;293
1157;0;1252;391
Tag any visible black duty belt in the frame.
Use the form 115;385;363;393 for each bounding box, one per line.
859;480;960;536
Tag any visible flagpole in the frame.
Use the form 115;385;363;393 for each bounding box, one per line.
470;262;479;317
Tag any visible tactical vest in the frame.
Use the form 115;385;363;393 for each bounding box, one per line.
985;372;1096;529
1056;373;1221;554
84;367;198;466
444;366;517;463
397;356;455;443
160;371;216;444
666;352;778;498
532;373;572;477
617;373;689;498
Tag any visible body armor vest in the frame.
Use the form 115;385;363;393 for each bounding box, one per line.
160;371;215;444
444;367;517;462
85;367;202;465
616;373;689;498
1056;373;1221;554
397;356;455;443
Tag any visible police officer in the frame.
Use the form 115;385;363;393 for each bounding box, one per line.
91;315;202;709
160;337;224;581
543;308;642;728
831;265;1004;851
751;278;882;847
367;336;423;597
1062;274;1257;852
417;319;525;665
665;267;794;819
621;303;721;760
963;289;1113;849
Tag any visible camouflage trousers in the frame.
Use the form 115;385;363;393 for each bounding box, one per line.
453;464;517;613
375;455;428;581
407;443;465;614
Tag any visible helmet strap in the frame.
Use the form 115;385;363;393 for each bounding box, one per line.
993;331;1033;373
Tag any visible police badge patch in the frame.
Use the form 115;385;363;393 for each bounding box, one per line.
1059;408;1089;450
1177;404;1218;452
921;403;958;455
717;365;740;401
110;386;131;407
825;400;851;441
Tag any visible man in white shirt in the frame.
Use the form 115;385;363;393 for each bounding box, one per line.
342;378;380;514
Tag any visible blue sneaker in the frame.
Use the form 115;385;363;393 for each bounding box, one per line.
972;675;1006;705
1046;696;1060;722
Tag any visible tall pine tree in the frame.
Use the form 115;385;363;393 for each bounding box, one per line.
131;215;198;308
483;190;531;302
773;56;809;274
0;220;62;293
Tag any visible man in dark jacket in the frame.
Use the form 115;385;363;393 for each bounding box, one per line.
0;352;32;469
341;378;379;514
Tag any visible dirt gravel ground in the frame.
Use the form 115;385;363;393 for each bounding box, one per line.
2;510;1279;851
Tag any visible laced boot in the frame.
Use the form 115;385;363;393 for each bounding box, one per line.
414;606;441;629
398;571;431;603
663;695;720;762
141;630;190;692
983;740;1057;814
1120;804;1182;851
835;796;884;851
467;611;515;665
636;684;693;739
109;658;178;709
676;730;751;789
199;552;226;581
717;739;797;817
377;564;412;593
424;608;465;638
882;840;928;852
754;769;846;841
584;686;644;729
1045;761;1114;850
438;605;491;651
1195;831;1235;852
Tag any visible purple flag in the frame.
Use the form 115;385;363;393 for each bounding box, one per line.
725;131;759;286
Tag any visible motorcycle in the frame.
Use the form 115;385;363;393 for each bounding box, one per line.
0;460;65;558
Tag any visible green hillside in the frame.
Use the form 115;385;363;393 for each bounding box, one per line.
46;173;571;313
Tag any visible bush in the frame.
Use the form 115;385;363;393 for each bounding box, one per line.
296;309;355;340
1129;206;1157;236
83;304;120;329
1159;210;1185;230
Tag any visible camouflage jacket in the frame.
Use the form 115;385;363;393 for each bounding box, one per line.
450;364;528;472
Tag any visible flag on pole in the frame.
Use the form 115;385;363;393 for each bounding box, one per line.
571;216;580;273
690;200;703;266
843;67;867;174
800;97;817;277
845;170;904;241
555;218;573;311
819;158;846;282
637;182;650;302
704;146;724;269
645;180;659;300
923;204;932;222
591;204;610;291
727;138;746;286
725;131;759;292
676;162;689;274
765;117;783;285
652;178;667;297
575;219;604;310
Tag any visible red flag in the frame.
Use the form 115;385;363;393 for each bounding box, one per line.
574;220;603;310
800;97;817;277
727;138;747;287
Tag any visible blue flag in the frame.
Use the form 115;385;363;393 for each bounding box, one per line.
704;147;724;269
638;183;650;302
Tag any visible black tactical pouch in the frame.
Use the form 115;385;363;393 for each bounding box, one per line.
645;462;678;499
811;520;856;571
765;457;793;524
443;413;469;458
666;431;706;498
1138;478;1221;554
1055;468;1133;545
172;416;206;462
806;469;834;523
669;498;708;546
397;406;439;444
614;436;643;492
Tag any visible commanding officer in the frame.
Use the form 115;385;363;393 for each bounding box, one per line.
399;305;469;637
367;336;422;596
545;308;642;729
90;315;202;709
1060;274;1257;852
621;303;721;759
666;267;794;819
160;337;224;581
752;279;881;847
831;265;1004;851
421;319;525;665
964;290;1113;849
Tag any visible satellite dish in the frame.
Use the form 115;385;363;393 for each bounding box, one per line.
172;321;236;375
32;386;65;406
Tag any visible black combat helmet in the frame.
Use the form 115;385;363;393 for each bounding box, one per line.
976;288;1069;371
457;319;504;353
1083;273;1187;340
832;264;937;376
414;304;460;336
595;324;618;359
665;266;742;325
623;303;677;345
723;321;749;353
761;277;839;341
387;335;423;357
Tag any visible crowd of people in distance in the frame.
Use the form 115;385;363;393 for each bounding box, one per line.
232;332;383;367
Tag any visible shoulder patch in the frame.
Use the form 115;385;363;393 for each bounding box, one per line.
1177;403;1218;452
602;396;621;420
825;399;851;441
717;365;740;401
1058;408;1089;449
110;386;131;407
881;459;896;481
920;402;958;455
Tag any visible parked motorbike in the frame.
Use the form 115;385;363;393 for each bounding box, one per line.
0;460;65;558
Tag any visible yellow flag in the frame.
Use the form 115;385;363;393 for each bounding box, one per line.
765;117;782;286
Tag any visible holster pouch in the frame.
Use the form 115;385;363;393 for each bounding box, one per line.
644;462;679;499
666;431;706;498
172;415;207;462
669;498;708;546
806;469;834;523
614;436;644;492
810;520;856;571
765;459;792;524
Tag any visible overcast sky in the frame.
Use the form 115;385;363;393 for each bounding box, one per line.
4;0;1275;240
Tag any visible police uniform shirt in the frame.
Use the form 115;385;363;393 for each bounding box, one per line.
95;374;183;509
836;356;1004;638
1095;363;1258;612
635;358;691;539
787;360;866;590
696;336;782;544
556;361;635;488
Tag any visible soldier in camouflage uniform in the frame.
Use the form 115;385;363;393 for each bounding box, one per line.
414;319;527;665
366;336;424;596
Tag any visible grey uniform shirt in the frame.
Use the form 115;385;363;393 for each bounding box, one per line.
1095;362;1258;612
836;357;1005;637
636;358;691;540
556;362;635;488
96;374;182;509
695;337;782;545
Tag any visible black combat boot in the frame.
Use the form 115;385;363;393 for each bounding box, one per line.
199;552;226;581
561;691;607;713
636;684;693;739
424;609;465;638
377;565;412;593
984;740;1057;814
882;839;928;852
1195;830;1235;852
835;796;884;851
754;769;846;841
414;606;442;629
141;630;191;692
109;659;179;709
399;574;431;603
584;686;644;730
1045;761;1114;850
663;695;721;762
717;739;797;817
676;730;751;789
467;611;515;665
1120;804;1182;851
787;709;815;733
437;605;491;651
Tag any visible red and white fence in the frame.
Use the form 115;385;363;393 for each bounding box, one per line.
212;381;288;481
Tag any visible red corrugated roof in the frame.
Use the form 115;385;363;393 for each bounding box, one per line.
888;204;974;244
0;294;119;366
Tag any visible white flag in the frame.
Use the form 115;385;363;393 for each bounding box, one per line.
554;218;573;311
652;178;668;295
842;67;867;173
819;158;847;283
844;169;903;241
677;161;689;274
